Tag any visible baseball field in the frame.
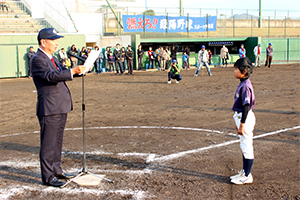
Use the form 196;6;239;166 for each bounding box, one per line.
0;63;299;199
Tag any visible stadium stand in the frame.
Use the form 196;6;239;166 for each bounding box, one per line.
0;1;52;33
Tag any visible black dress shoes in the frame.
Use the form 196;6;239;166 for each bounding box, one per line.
43;177;65;187
56;172;75;179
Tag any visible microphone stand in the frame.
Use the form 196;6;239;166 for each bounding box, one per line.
62;53;113;188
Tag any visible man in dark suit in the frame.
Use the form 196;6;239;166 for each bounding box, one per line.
31;28;87;187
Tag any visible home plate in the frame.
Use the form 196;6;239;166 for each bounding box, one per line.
72;174;106;186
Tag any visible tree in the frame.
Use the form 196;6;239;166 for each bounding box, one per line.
143;9;155;16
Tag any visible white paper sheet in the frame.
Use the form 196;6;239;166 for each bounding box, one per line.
82;50;99;74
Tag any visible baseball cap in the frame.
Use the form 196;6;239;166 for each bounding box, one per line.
258;43;261;46
29;46;33;48
201;45;205;49
241;44;244;46
269;43;272;46
37;28;63;41
172;59;177;63
128;44;131;47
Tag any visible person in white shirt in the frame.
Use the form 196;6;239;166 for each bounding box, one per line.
220;44;229;67
59;48;69;68
194;45;212;77
253;44;261;67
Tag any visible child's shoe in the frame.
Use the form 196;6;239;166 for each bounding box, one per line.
230;169;244;180
231;173;253;185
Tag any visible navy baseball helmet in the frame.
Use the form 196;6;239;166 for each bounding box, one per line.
269;43;272;46
201;45;205;49
38;28;63;41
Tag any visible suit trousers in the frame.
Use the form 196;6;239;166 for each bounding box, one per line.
115;60;123;74
127;59;133;73
38;114;67;183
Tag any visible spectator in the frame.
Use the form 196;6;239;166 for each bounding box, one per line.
167;60;182;84
171;45;177;61
105;46;111;71
208;49;212;65
27;46;35;78
137;45;144;70
121;46;126;72
148;46;154;69
114;43;123;75
94;46;103;74
265;43;273;68
194;45;212;77
107;51;115;72
126;45;134;74
159;47;167;71
182;51;188;70
239;44;246;58
59;48;70;68
79;47;88;65
165;46;171;69
155;46;161;69
68;44;78;68
220;44;229;67
184;46;190;68
253;44;261;68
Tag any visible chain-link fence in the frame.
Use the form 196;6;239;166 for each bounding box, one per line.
100;6;299;38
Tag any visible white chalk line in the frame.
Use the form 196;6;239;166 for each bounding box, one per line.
0;126;237;138
151;125;300;162
1;126;299;199
0;185;149;200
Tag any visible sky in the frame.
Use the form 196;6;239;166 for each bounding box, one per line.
108;0;299;18
140;0;299;11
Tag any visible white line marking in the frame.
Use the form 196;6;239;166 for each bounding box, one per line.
0;186;149;200
150;125;300;162
0;131;40;138
1;126;237;138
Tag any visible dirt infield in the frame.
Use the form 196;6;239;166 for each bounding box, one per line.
0;63;299;199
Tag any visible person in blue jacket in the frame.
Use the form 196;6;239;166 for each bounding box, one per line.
239;44;246;58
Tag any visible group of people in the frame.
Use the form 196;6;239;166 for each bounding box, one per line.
144;45;177;71
104;43;134;75
27;41;274;80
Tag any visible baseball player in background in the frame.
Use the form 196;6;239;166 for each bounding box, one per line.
194;45;212;77
231;57;256;185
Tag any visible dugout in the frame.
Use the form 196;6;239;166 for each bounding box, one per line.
131;36;300;70
131;36;259;69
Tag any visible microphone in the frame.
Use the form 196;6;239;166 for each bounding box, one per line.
68;52;86;63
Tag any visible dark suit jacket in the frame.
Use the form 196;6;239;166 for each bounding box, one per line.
31;49;73;116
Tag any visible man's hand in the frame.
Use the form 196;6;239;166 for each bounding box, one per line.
71;65;85;75
237;123;245;135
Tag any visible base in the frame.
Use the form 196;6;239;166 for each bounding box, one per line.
61;171;113;188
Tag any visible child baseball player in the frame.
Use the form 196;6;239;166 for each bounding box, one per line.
231;57;256;185
182;51;188;70
167;60;182;84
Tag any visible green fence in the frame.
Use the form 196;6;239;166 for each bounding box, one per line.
261;38;300;63
0;34;86;78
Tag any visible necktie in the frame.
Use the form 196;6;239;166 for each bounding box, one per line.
51;57;59;71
